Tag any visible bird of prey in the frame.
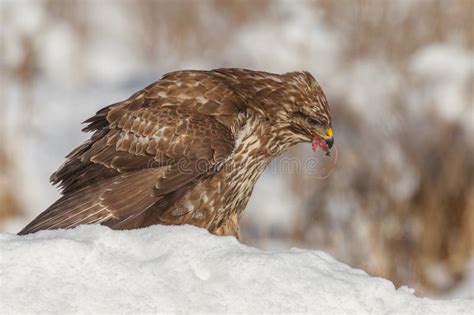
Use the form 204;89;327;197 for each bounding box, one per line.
19;68;334;238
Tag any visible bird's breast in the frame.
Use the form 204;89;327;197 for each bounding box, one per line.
164;119;283;231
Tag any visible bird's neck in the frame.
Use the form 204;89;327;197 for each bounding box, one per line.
236;116;292;156
213;116;296;220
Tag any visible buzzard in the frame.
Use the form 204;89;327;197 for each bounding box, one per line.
19;69;334;238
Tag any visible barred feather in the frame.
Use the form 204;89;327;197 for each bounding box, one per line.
19;68;332;238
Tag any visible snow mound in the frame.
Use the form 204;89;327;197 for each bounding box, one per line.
0;225;471;313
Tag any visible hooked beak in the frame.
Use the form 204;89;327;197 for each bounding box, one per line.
311;128;335;155
325;136;334;149
324;128;334;149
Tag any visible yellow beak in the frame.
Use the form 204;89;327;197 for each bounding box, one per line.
325;128;333;139
324;128;334;149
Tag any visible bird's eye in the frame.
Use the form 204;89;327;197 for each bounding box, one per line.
306;117;321;126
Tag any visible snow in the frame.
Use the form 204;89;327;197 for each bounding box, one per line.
409;44;474;124
442;260;474;300
230;0;341;77
246;170;300;232
0;225;471;313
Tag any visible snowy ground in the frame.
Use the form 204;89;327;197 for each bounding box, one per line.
0;225;472;313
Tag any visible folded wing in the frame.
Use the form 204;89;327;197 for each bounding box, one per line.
19;75;238;235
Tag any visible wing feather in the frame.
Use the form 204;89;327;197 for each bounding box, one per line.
19;70;241;235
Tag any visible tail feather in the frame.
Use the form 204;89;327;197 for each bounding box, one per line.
18;169;161;235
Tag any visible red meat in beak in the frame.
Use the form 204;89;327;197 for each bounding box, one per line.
312;129;334;156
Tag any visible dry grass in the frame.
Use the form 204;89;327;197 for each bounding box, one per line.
0;149;23;223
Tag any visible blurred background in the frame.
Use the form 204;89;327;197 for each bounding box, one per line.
1;0;472;298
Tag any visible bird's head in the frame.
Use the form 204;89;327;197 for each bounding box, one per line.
276;71;334;156
218;68;333;155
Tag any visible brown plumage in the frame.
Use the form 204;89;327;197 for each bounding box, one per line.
18;68;334;238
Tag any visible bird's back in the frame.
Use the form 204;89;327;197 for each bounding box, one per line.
19;70;248;236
